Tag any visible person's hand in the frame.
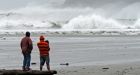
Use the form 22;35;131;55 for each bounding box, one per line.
22;50;26;54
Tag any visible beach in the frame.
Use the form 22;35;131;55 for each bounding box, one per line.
0;35;140;75
0;0;140;75
57;62;140;75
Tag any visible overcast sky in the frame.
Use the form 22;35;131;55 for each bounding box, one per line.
0;0;140;19
0;0;32;9
0;0;140;10
0;0;65;10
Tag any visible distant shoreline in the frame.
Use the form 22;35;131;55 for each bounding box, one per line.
1;29;140;37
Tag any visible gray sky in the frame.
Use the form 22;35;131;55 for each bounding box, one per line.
0;0;140;18
0;0;31;9
0;0;140;19
0;0;140;10
63;0;140;7
0;0;65;10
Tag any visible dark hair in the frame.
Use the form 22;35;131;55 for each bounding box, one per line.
45;40;49;43
26;31;30;37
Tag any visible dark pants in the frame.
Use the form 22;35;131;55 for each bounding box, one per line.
23;53;31;68
40;56;50;66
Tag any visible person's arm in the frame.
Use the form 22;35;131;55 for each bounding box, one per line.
20;38;26;54
37;42;40;49
47;41;50;51
45;40;50;51
20;39;23;49
28;38;33;50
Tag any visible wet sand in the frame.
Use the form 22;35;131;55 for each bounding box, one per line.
57;62;140;75
0;35;140;75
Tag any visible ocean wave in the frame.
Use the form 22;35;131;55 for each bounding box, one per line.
0;6;140;35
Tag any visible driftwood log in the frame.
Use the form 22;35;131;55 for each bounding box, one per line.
0;70;57;75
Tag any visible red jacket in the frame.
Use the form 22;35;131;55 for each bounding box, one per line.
37;40;50;56
20;37;33;54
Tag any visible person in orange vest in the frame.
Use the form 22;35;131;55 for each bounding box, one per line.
37;35;50;71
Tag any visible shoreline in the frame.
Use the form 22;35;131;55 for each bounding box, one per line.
1;29;140;37
56;61;140;75
1;32;140;37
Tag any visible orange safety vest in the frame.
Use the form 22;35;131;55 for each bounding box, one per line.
37;41;50;56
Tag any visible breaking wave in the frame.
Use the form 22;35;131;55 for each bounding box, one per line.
62;14;127;29
0;0;140;35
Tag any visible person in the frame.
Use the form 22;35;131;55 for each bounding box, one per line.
45;40;50;51
20;31;33;71
37;35;50;71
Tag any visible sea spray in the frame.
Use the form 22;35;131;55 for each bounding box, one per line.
134;19;140;29
0;0;140;35
62;14;127;29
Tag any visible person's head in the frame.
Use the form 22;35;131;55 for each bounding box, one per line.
26;31;30;37
40;35;45;41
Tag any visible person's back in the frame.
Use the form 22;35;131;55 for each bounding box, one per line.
37;35;50;71
21;37;33;54
37;41;50;56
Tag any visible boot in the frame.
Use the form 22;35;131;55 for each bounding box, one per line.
26;67;31;71
22;66;26;71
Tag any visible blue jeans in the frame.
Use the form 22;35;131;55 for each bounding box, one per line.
23;53;31;68
40;56;50;66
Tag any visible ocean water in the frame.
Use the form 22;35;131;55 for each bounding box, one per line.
0;0;140;35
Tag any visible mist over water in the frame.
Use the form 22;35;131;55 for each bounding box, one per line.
0;0;140;34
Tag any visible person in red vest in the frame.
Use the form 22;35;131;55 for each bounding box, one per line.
37;35;50;71
20;31;33;71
